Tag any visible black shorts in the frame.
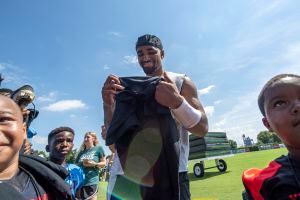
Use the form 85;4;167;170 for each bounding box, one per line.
76;184;98;200
179;172;191;200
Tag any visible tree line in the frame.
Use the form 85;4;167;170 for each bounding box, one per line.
228;130;282;150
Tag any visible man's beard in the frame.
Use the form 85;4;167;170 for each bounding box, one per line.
142;65;158;75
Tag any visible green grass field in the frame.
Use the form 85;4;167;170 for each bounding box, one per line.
97;148;288;200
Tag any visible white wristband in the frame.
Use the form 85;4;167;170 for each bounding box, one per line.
171;99;202;129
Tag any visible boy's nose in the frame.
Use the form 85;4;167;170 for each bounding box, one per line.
61;140;67;146
292;100;300;114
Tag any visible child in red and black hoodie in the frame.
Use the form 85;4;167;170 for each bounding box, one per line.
243;74;300;200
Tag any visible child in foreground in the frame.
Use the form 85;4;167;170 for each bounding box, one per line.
0;95;72;199
243;74;300;200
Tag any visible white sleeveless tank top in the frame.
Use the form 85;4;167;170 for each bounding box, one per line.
167;71;189;172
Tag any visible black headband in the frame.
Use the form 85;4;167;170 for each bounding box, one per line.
136;34;163;50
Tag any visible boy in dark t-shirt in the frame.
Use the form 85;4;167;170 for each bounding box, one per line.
242;74;300;200
0;95;72;199
1;166;48;199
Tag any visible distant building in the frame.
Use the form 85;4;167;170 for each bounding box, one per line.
242;134;254;147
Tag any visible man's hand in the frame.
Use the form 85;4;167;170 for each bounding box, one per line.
155;72;183;109
101;75;124;106
102;74;124;128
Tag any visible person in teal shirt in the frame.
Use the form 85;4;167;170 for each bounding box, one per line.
75;131;106;200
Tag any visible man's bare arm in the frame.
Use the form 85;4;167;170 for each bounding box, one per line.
155;72;208;137
180;77;208;137
103;104;115;129
108;144;115;153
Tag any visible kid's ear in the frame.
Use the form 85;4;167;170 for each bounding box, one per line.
22;122;27;140
45;145;50;152
160;50;165;59
262;117;273;132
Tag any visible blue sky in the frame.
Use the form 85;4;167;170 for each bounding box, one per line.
1;0;300;154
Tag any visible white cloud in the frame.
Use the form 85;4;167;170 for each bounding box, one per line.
234;23;285;51
0;62;27;86
0;63;18;71
213;100;222;105
204;106;214;118
123;55;138;64
215;118;226;127
286;42;300;57
37;91;58;102
108;31;123;38
284;42;300;67
212;1;300;74
198;85;215;95
69;114;88;119
43;100;87;112
0;63;5;70
210;91;264;146
32;135;48;145
103;64;110;70
208;38;300;145
260;42;300;78
249;0;286;20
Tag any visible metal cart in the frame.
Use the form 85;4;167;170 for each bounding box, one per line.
191;154;234;177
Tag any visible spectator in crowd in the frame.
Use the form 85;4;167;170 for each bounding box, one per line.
76;132;106;200
46;126;85;199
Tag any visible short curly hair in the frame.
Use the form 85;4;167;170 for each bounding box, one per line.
258;73;300;116
48;126;75;143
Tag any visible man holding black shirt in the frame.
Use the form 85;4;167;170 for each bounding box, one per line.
102;34;208;200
